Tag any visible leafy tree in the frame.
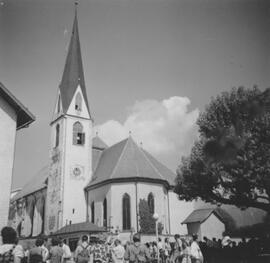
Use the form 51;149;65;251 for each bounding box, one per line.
139;199;156;233
175;87;270;212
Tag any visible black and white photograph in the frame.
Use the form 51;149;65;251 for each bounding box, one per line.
0;0;270;262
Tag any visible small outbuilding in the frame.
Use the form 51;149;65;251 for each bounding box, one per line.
182;208;225;240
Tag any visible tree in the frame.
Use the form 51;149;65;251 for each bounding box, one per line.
175;87;270;212
138;199;163;234
139;199;156;233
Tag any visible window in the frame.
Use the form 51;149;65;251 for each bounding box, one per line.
75;93;82;111
122;193;131;230
103;198;107;227
57;95;61;113
73;122;85;145
91;202;95;224
55;124;60;147
148;193;155;214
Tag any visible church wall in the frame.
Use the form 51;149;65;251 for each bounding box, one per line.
87;185;111;227
168;191;194;235
136;182;170;234
46;118;65;234
201;213;225;240
66;86;90;119
110;183;137;232
61;116;92;226
0;96;17;232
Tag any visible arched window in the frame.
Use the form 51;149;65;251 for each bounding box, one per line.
57;95;61;113
122;193;131;230
103;198;107;227
55;124;60;147
91;202;95;224
73;122;85;145
75;93;82;111
148;192;155;214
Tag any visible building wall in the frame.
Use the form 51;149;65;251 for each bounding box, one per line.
87;184;111;227
187;222;201;238
46;86;92;234
0;96;17;231
62;116;92;226
201;213;225;240
168;191;194;235
87;182;170;234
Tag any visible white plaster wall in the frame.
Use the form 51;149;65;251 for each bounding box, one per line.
187;223;201;238
168;191;194;235
201;214;225;240
0;96;17;231
111;183;137;232
67;86;90;119
87;184;111;227
62;116;92;226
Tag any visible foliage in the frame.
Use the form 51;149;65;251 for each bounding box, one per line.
138;199;162;234
175;87;270;212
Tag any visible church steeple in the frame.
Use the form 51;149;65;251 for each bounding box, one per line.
59;3;90;116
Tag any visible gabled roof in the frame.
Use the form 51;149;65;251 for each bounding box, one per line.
86;136;176;190
182;209;220;224
59;8;90;115
11;166;48;202
53;221;105;236
0;82;35;130
182;206;266;228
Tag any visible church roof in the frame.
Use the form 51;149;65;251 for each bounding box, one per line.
0;82;35;130
92;136;108;150
11;166;48;202
59;7;90;115
86;136;176;190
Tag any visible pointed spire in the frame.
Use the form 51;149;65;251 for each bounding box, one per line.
59;2;90;115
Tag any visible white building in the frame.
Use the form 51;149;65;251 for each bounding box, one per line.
0;82;35;233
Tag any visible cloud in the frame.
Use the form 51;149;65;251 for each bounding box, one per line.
95;96;199;170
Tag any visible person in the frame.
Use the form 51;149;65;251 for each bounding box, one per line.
124;233;150;263
48;237;63;263
181;239;191;263
111;239;125;263
59;239;72;263
164;238;171;263
74;235;91;263
0;226;24;263
28;238;44;263
40;236;49;263
171;234;182;263
90;239;107;263
190;235;203;263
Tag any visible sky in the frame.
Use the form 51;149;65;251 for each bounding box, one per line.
0;0;269;189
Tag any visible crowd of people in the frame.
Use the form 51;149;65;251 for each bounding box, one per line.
1;226;270;263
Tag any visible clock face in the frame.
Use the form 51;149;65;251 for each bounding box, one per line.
73;167;81;176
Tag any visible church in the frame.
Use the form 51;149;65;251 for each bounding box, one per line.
9;5;266;241
9;6;195;239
